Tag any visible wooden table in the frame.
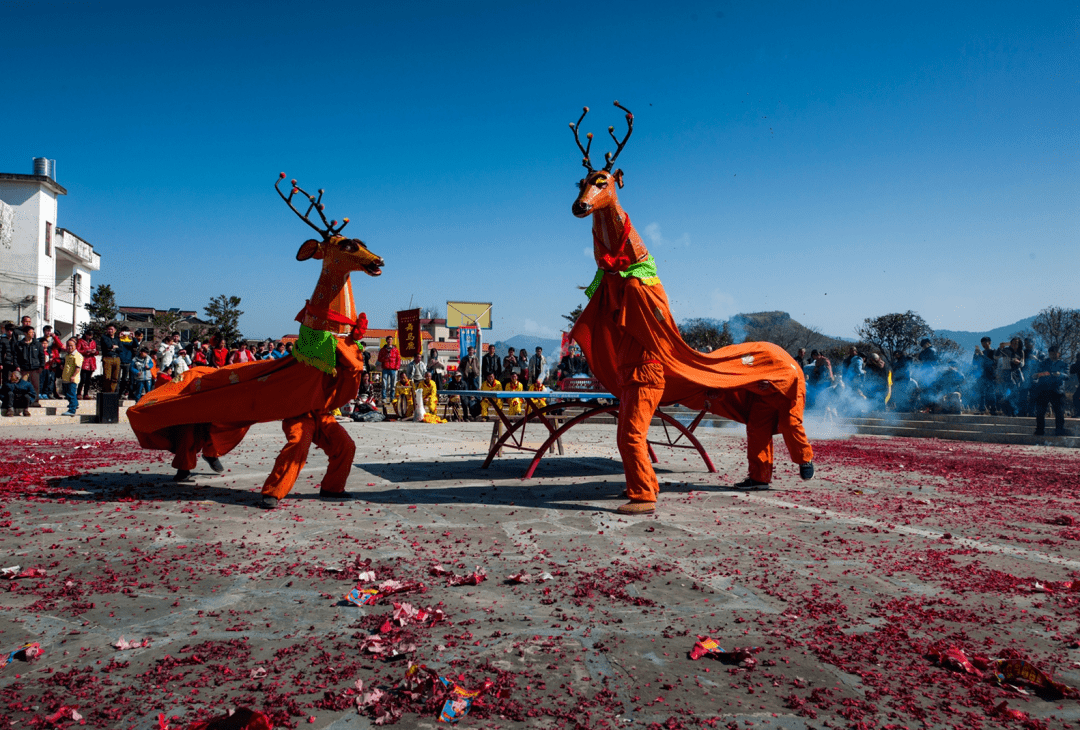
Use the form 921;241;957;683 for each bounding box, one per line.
449;390;717;479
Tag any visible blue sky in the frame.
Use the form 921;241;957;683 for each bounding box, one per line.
3;0;1077;341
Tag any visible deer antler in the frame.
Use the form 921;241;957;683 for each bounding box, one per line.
569;107;595;172
603;100;634;171
275;173;350;238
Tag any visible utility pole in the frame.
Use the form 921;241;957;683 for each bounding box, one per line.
72;273;79;339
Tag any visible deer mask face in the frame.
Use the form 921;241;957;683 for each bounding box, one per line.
277;173;385;277
296;236;383;277
568;101;633;218
573;170;625;218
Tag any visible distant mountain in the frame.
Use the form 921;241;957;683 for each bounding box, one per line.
488;334;563;356
726;311;850;354
935;316;1037;353
492;313;850;359
490;314;1043;363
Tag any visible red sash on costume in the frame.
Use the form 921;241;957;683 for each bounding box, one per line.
595;214;636;272
295;301;368;337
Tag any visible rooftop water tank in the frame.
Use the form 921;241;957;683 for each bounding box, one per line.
32;157;56;180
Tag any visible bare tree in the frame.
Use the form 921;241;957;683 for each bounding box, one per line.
931;335;965;363
679;318;733;352
150;310;184;343
1031;306;1080;357
854;311;932;362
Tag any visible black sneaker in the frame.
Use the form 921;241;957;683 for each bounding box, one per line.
319;490;352;501
203;456;224;473
173;470;194;483
800;462;815;481
259;495;280;510
733;478;770;490
1055;429;1073;437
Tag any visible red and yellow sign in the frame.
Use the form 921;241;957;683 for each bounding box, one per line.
397;308;421;358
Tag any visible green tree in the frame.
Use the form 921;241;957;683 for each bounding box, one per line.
80;284;118;339
854;311;933;362
204;295;244;345
678;318;733;352
562;304;584;329
150;310;184;343
1031;306;1080;357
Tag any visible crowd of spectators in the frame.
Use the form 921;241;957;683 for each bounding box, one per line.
794;338;1078;436
1;318;302;417
8;315;1074;436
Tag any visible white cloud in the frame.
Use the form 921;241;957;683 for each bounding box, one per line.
522;318;561;338
644;222;690;248
583;246;593;258
709;289;737;320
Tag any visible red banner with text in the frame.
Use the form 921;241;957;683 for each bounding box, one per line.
397;308;422;359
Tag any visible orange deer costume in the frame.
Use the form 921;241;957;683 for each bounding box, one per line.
127;175;384;509
566;103;814;514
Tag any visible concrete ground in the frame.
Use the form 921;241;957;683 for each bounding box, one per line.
1;418;1079;729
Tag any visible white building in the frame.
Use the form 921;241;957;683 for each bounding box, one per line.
0;158;100;339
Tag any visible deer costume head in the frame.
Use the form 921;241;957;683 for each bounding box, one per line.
569;102;649;271
276;173;384;335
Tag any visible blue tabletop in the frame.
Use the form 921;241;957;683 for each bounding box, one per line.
447;390;615;400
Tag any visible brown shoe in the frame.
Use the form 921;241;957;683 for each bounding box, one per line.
616;500;656;515
21;409;31;417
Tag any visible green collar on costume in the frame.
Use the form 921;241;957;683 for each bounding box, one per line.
292;324;340;375
584;255;660;299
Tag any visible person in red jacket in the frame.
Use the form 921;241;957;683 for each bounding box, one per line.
76;331;98;400
377;335;401;405
209;335;229;368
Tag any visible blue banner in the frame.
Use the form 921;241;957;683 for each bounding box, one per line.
458;325;478;361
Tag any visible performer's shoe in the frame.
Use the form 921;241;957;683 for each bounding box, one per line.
258;495;279;510
173;470;194;483
799;462;815;481
733;478;770;490
319;490;352;501
1034;430;1045;436
1055;429;1073;437
616;500;656;515
203;456;225;473
2;409;13;417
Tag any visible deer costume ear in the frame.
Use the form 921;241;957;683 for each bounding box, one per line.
296;239;323;261
613;169;624;188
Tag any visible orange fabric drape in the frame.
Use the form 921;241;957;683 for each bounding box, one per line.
571;273;812;481
128;338;364;464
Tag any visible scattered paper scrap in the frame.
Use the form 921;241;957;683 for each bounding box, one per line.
346;587;380;607
44;706;83;724
689;636;759;666
447;567;486;587
187;708;273;730
926;644;985;677
113;635;151;651
0;642;41;670
989;658;1078;699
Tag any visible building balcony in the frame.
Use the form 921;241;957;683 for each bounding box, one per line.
55;228;100;270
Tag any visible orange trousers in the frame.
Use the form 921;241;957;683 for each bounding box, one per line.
171;424;223;471
746;391;814;483
261;412;356;500
618;362;665;502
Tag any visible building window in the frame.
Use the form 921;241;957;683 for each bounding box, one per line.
44;287;51;322
45;222;52;256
